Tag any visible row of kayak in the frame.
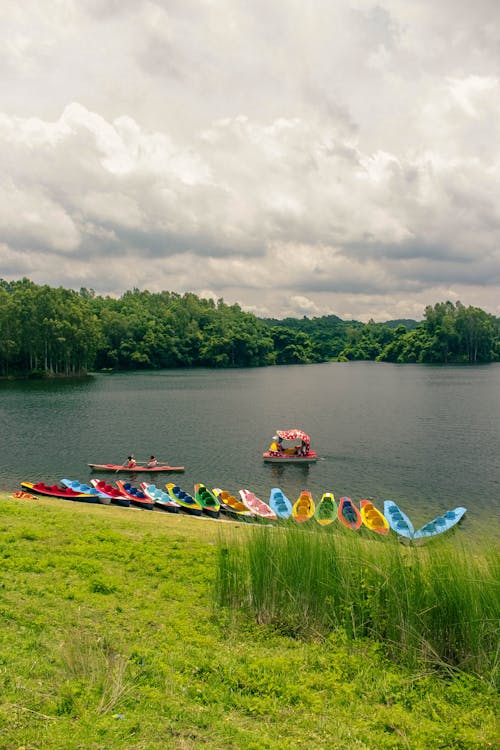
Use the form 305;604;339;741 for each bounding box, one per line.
18;480;466;540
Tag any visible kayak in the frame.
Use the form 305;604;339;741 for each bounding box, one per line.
140;483;180;513
269;487;293;519
90;479;131;507
239;489;277;521
359;499;389;535
314;492;337;526
338;497;362;530
383;500;415;539
166;483;202;516
88;463;185;473
213;488;253;520
292;491;315;523
115;480;154;510
194;484;220;519
61;478;111;505
413;507;467;539
21;481;100;503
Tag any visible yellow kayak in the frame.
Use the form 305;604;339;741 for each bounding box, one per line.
292;491;315;523
360;499;389;535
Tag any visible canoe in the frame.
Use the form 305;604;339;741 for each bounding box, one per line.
21;481;100;503
269;487;292;519
194;484;220;519
314;492;337;526
360;499;389;535
292;491;315;522
213;488;253;520
88;463;185;473
115;480;154;510
413;507;467;539
239;489;277;521
90;479;131;507
338;497;362;530
383;500;415;539
61;478;111;505
140;483;180;513
165;483;202;516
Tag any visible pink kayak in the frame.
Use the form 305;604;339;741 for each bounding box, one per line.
239;489;277;520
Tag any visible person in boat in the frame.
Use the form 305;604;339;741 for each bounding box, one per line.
146;455;158;468
268;436;281;455
125;455;136;468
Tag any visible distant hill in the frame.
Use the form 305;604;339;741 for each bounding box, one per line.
380;319;420;330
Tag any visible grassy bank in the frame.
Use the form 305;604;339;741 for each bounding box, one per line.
0;493;497;749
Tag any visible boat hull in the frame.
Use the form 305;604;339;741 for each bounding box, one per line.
115;481;154;510
269;487;293;519
338;497;362;530
262;452;317;463
21;481;100;502
166;483;202;516
141;483;180;513
383;500;415;538
292;491;315;522
413;507;467;539
88;463;184;473
239;489;277;520
314;492;337;526
360;500;389;534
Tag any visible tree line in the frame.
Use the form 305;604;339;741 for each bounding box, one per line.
0;278;498;377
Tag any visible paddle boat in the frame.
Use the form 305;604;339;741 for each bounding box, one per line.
115;480;154;510
194;484;220;519
292;490;315;522
88;462;185;473
314;492;337;526
239;489;277;521
213;489;254;520
338;497;362;530
269;487;293;519
262;429;317;463
141;483;180;513
166;483;203;516
359;499;389;535
413;507;467;539
90;479;131;507
383;500;415;539
61;478;111;505
21;481;100;503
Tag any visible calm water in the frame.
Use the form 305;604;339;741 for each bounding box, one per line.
1;363;499;532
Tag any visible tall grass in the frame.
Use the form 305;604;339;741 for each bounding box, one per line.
215;525;499;683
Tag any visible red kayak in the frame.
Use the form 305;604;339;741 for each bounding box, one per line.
115;481;154;510
21;481;100;502
88;463;185;473
90;479;131;507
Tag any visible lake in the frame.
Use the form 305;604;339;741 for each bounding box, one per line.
1;362;499;532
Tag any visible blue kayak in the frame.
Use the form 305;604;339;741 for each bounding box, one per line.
383;500;415;539
414;507;467;539
61;478;111;504
269;487;293;519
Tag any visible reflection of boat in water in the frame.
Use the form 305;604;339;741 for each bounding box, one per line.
262;429;317;463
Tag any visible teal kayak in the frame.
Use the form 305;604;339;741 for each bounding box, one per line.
414;507;467;539
269;487;292;519
383;500;415;539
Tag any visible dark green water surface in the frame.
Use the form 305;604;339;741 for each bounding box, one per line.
1;363;499;531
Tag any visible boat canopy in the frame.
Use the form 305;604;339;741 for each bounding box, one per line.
275;429;311;448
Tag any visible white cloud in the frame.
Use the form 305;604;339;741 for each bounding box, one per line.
0;1;499;321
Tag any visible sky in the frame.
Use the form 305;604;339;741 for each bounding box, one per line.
1;0;499;322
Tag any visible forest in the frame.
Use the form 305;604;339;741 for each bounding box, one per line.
0;278;498;377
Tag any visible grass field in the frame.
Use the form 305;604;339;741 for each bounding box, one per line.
0;493;497;749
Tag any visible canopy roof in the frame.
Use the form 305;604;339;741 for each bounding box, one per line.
275;429;310;447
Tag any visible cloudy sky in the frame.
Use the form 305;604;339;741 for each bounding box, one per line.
1;0;499;321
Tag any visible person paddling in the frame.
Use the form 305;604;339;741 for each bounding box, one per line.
125;455;137;468
146;455;158;468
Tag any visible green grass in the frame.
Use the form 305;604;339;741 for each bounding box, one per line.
0;493;498;749
216;524;499;683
